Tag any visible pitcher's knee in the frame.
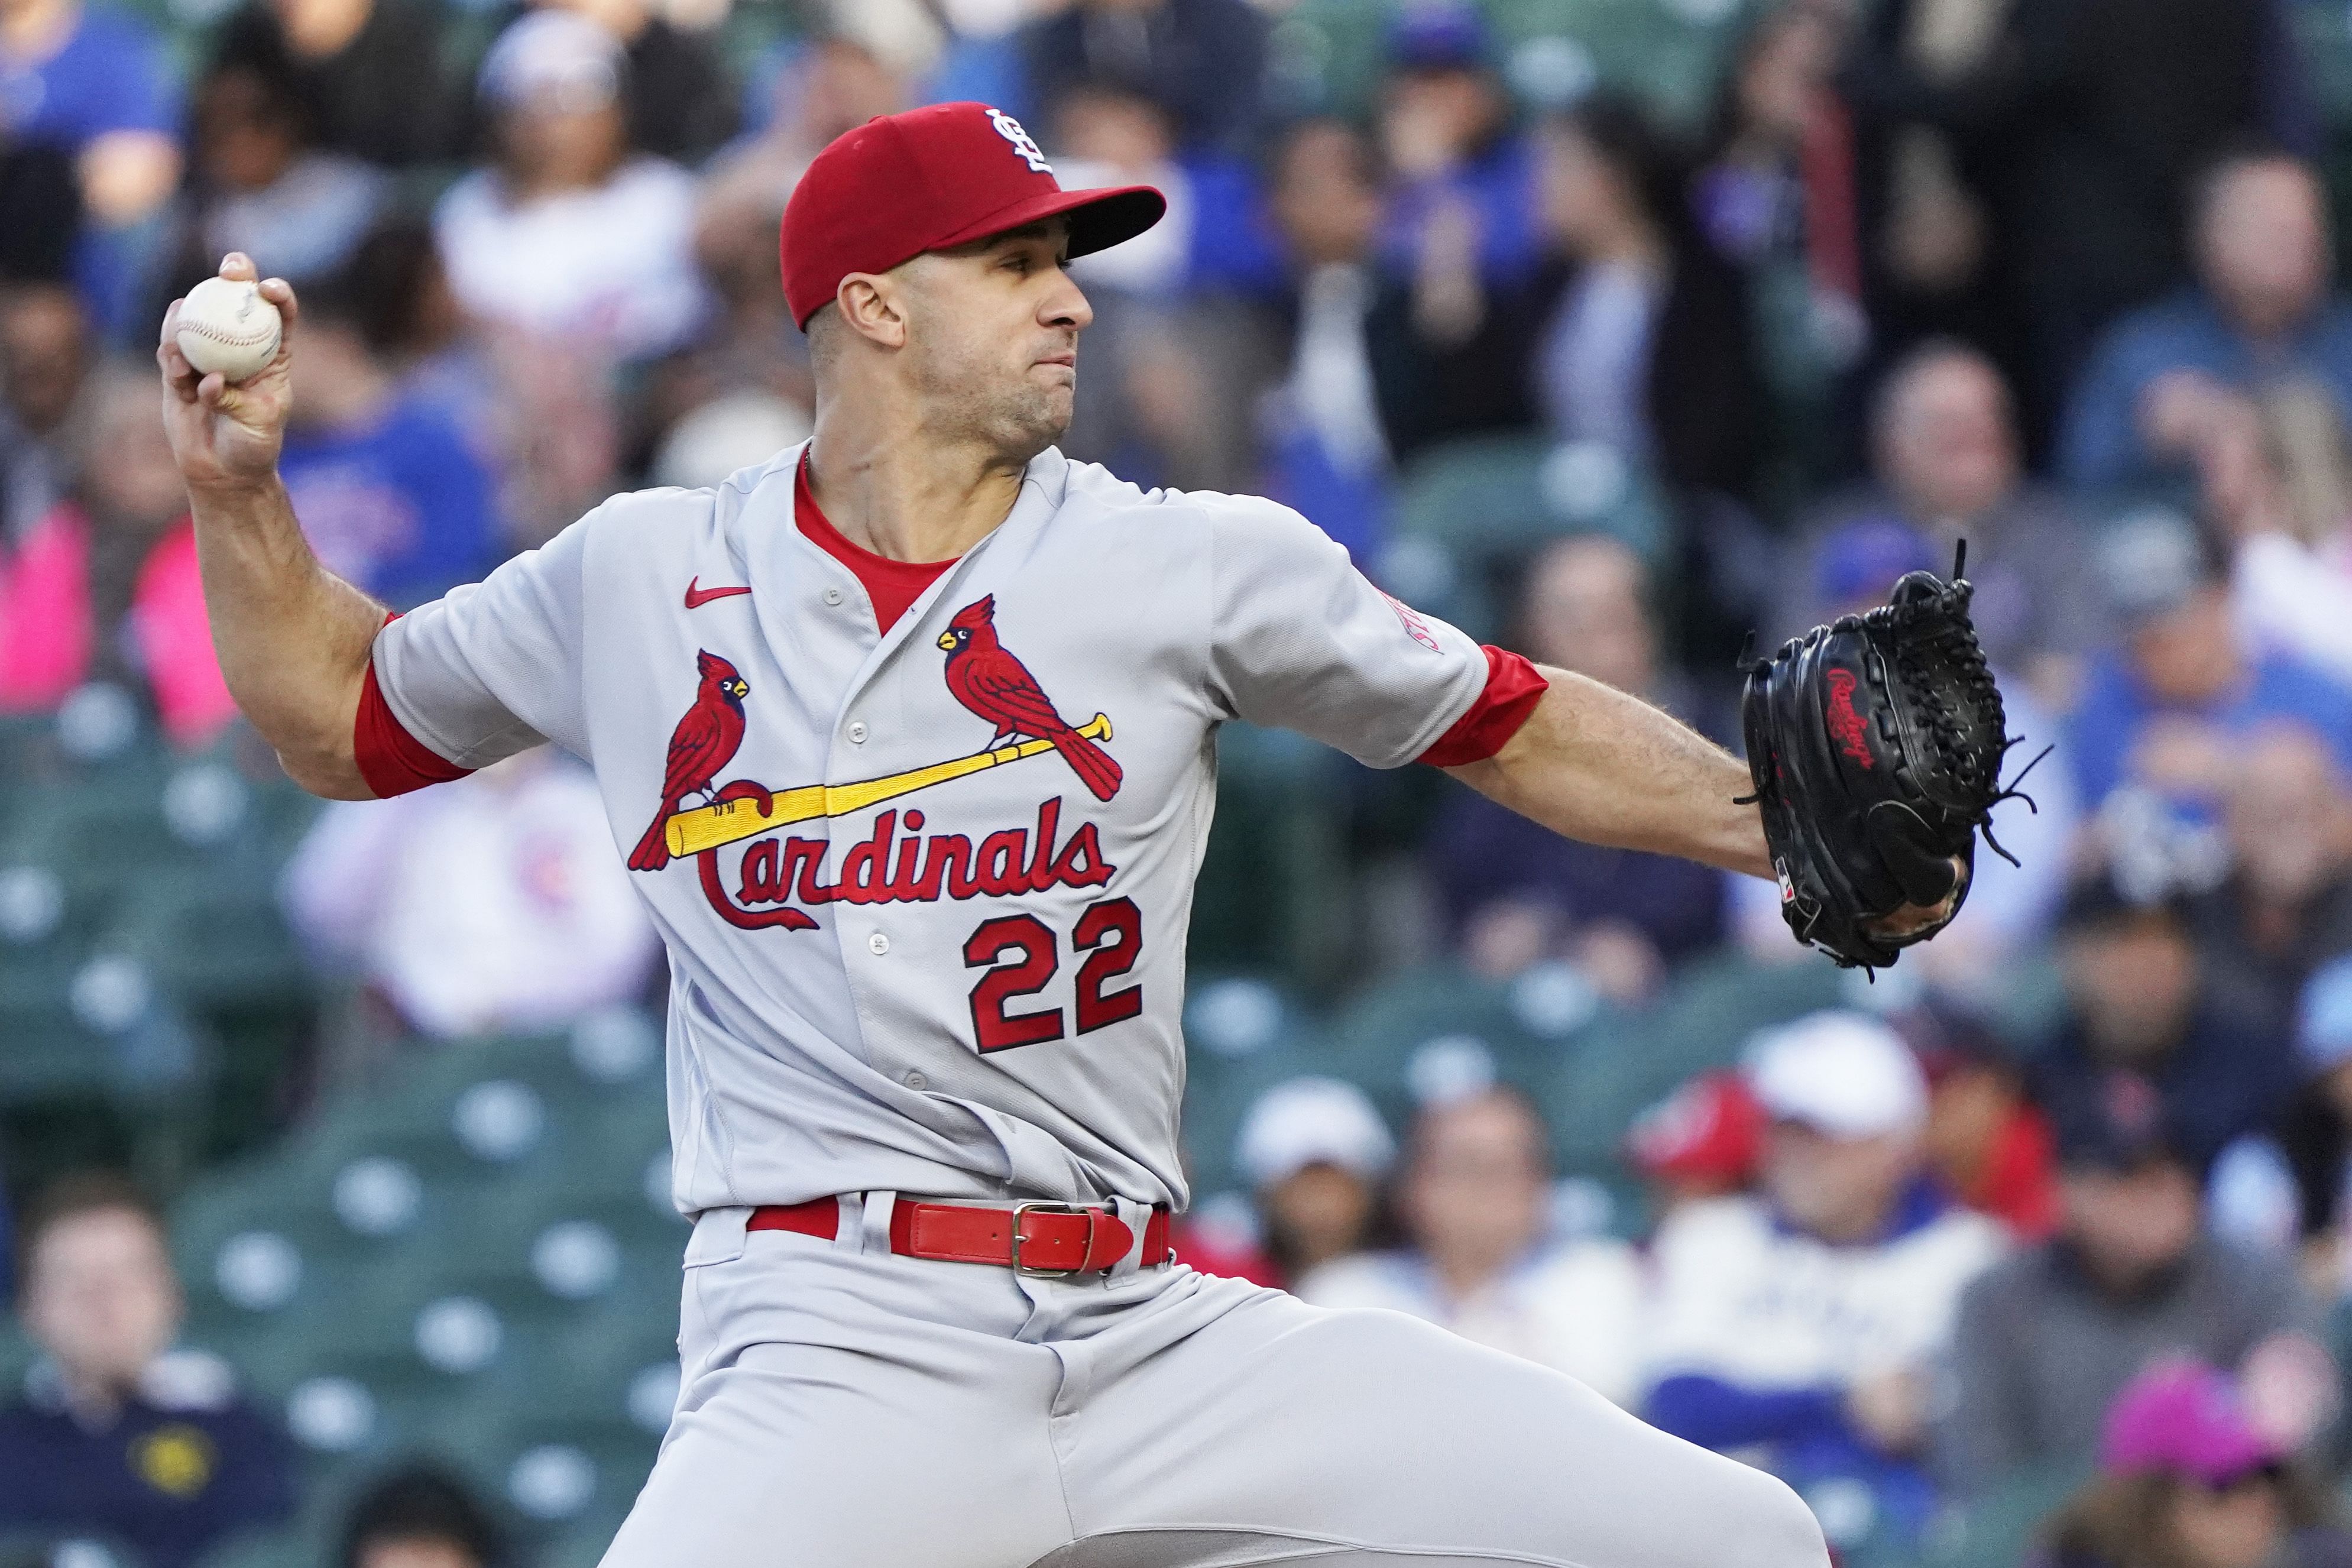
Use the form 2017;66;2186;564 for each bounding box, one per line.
1725;1471;1830;1568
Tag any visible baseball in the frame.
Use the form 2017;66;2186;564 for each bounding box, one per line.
176;275;283;383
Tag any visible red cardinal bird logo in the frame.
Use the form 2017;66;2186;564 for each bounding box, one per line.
629;650;751;871
937;595;1122;802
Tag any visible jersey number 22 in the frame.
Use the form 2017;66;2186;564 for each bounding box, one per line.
962;897;1143;1052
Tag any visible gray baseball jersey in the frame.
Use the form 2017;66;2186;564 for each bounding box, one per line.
367;441;1496;1216
364;442;1831;1568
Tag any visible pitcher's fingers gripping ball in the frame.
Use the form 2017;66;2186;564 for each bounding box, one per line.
1739;544;2040;970
174;273;283;382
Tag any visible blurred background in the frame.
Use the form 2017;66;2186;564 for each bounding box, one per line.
14;0;2352;1564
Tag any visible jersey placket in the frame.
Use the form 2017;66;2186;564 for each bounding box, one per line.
779;465;1033;1088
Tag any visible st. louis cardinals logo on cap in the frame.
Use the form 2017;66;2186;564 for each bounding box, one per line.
986;108;1052;174
631;600;1122;934
779;101;1162;328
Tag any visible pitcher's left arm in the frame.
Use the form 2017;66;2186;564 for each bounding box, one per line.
1441;669;1771;881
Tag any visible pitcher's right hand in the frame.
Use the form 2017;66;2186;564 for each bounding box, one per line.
157;253;299;493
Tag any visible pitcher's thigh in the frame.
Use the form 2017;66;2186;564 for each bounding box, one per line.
598;1339;1070;1568
1072;1297;1828;1568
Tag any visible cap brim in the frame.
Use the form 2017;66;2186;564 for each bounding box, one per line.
929;183;1168;263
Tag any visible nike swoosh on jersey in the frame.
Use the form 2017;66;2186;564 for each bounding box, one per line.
685;578;754;609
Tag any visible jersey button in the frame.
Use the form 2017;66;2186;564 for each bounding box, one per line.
822;586;844;606
847;721;868;744
867;932;890;956
903;1071;927;1091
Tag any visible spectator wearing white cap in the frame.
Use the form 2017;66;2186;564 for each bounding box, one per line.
433;8;708;361
281;745;661;1039
1217;1076;1393;1288
1640;1012;2007;1546
1296;1087;1647;1408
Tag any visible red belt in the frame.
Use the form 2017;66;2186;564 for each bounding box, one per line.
749;1196;1173;1277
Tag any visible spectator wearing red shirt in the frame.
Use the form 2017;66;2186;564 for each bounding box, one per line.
1921;1032;2061;1240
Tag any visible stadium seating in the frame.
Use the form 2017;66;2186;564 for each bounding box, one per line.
1273;0;1755;127
1188;723;1354;989
1916;1465;2091;1568
0;705;322;1194
1178;971;1327;1200
169;1009;685;1559
1541;952;1845;1184
1391;433;1673;584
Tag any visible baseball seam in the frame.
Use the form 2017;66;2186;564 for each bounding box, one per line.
180;320;277;348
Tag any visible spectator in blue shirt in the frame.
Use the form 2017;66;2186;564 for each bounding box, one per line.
2061;148;2352;490
2066;506;2352;823
1;0;181;332
1015;0;1268;160
1375;5;1541;291
1430;533;1727;996
277;266;498;606
1254;116;1392;565
0;0;177;217
2038;870;2298;1182
1641;1014;2007;1548
0;1174;293;1568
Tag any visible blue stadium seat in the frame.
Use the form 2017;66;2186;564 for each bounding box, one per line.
1392;435;1672;589
1541;951;1844;1181
1318;962;1606;1129
1919;1465;2087;1568
1191;723;1353;987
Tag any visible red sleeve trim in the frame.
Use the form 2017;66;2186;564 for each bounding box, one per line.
353;611;473;798
1418;646;1550;767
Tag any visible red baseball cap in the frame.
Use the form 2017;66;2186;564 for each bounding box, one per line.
779;101;1166;329
1622;1070;1766;1187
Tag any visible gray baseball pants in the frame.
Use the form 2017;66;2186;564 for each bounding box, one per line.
598;1198;1829;1568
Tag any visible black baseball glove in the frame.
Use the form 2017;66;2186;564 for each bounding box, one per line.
1738;545;2034;970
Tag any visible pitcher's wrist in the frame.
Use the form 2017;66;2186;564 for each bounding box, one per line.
186;468;287;504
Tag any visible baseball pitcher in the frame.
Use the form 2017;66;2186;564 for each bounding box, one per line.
160;102;2008;1568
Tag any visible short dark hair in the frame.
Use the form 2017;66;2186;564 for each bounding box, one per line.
16;1171;164;1298
1541;91;1695;244
338;1466;508;1568
334;217;444;356
2056;868;2191;941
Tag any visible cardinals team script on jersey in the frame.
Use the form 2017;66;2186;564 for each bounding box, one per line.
362;443;1501;1216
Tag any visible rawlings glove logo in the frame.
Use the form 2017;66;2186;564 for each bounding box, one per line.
1825;669;1874;768
1738;540;2036;973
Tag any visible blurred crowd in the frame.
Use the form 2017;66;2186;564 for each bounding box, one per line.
16;0;2352;1561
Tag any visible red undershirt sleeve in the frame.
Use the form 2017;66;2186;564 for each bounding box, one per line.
1417;646;1550;767
353;611;474;798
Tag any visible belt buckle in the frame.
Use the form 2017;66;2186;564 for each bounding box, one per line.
1010;1201;1096;1278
